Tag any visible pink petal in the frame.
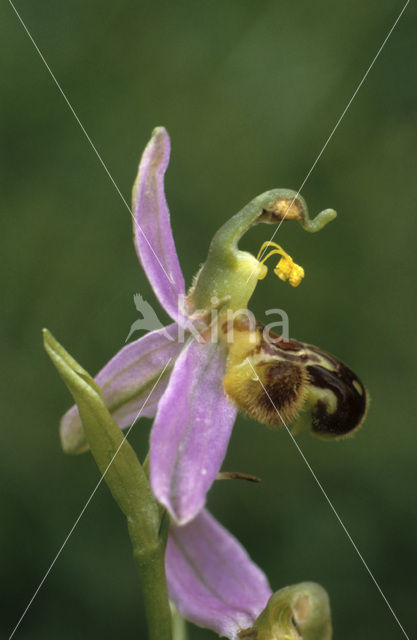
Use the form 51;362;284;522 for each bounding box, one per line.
132;127;186;322
60;324;182;453
166;509;272;639
150;338;237;524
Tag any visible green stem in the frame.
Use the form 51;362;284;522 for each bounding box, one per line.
129;519;172;640
170;602;188;640
131;455;172;640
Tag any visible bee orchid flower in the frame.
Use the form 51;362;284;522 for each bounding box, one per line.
61;127;368;525
44;329;332;640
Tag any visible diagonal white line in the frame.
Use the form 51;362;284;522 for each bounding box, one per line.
8;358;173;640
245;358;410;640
8;0;175;286
250;0;410;277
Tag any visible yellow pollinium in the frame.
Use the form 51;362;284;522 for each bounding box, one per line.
256;241;305;287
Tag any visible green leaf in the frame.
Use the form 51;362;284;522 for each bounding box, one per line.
43;328;159;546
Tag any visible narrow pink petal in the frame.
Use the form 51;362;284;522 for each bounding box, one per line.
166;509;272;639
60;324;182;453
132;127;185;322
150;339;237;524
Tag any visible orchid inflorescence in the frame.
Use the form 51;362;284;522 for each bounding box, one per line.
44;127;368;640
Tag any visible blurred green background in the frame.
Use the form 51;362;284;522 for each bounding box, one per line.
2;1;416;638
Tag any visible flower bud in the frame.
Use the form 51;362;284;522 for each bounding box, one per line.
238;582;332;640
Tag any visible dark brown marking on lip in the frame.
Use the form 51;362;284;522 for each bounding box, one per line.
260;344;306;366
307;363;367;437
224;316;368;436
224;355;308;429
306;344;340;369
257;323;304;350
257;360;307;426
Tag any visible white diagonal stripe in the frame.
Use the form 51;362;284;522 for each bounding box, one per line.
245;358;410;640
8;0;175;285
250;0;409;276
8;358;172;639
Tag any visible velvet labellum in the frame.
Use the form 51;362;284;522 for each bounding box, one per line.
223;318;368;439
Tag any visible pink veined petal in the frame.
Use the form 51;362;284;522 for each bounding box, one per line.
132;127;186;323
150;338;237;524
166;509;272;639
60;323;182;454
